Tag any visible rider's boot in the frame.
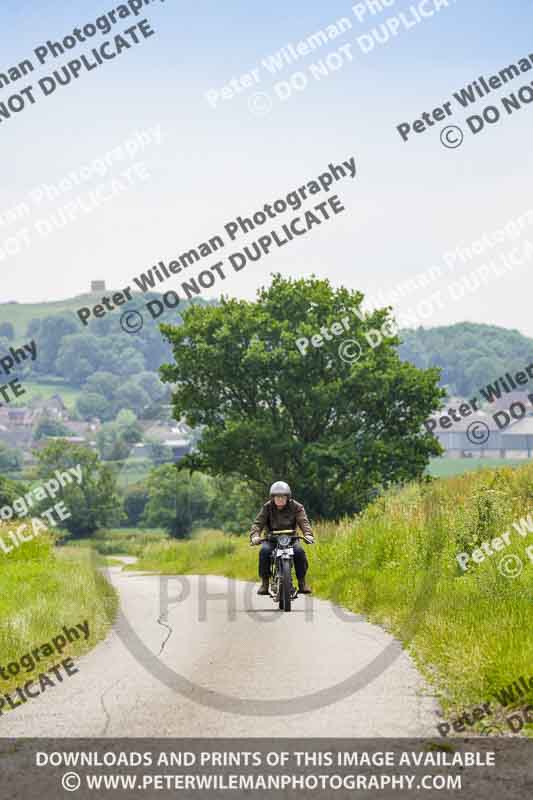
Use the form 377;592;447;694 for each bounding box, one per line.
298;579;312;594
257;577;270;595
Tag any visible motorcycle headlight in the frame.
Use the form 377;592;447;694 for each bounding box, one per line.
278;534;290;547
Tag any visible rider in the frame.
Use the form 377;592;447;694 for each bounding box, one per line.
249;481;315;596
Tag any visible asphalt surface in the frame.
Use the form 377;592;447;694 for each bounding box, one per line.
2;563;440;737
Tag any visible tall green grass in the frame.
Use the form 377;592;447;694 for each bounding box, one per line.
0;525;117;698
132;469;533;728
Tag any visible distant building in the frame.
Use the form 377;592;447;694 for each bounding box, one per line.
63;420;101;437
91;281;106;293
433;416;504;458
0;427;34;452
7;407;36;428
428;398;533;459
163;439;191;461
501;418;533;458
41;394;69;419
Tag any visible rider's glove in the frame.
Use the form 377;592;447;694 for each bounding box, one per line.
251;534;262;546
303;533;315;544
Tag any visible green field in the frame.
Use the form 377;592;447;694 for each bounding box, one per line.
17;379;82;411
0;290;194;341
0;295;102;340
428;457;527;478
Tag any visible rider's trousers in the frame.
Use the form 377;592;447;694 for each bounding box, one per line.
259;541;308;581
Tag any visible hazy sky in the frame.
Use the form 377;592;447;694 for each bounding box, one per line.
1;0;532;334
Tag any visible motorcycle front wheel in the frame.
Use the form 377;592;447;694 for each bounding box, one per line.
279;559;292;612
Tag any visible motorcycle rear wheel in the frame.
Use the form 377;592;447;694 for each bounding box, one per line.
279;559;292;612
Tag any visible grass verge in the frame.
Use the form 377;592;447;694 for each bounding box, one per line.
0;525;118;700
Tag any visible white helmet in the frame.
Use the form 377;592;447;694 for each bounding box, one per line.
270;481;291;497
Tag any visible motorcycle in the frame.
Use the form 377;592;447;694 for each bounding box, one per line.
265;529;305;612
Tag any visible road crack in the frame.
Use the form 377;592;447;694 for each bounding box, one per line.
99;680;120;736
157;614;173;656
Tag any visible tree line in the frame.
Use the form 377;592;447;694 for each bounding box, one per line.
399;322;533;398
0;440;257;539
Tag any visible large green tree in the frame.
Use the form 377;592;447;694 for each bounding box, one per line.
76;392;111;420
141;465;211;538
160;275;444;519
96;410;144;461
31;313;78;375
36;441;122;536
56;333;146;386
112;380;151;418
399;322;533;398
123;483;149;527
207;476;260;534
56;334;106;385
83;371;122;401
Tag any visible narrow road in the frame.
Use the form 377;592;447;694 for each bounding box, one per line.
2;563;439;737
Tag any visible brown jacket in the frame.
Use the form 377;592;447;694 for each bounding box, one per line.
249;499;313;542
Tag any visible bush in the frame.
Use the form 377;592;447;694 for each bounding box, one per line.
34;416;72;441
0;443;23;470
123;484;149;527
77;392;110;420
207;477;259;534
0;475;26;509
35;441;123;536
141;465;211;538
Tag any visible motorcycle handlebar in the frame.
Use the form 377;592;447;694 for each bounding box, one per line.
250;533;314;546
269;529;297;534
